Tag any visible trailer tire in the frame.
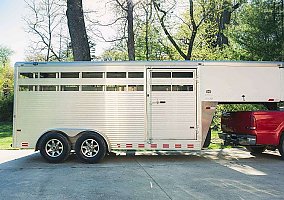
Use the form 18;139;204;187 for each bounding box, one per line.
75;133;106;163
39;132;71;163
203;128;211;148
278;135;284;160
246;145;267;154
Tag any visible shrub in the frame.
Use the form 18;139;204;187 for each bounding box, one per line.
0;94;13;122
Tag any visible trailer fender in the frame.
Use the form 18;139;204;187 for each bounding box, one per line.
35;130;70;151
36;129;111;152
76;130;111;153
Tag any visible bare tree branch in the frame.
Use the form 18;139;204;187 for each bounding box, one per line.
153;0;187;59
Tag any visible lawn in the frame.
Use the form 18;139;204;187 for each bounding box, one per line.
0;122;13;149
208;130;230;149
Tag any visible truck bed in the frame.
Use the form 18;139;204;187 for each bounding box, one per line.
221;111;284;146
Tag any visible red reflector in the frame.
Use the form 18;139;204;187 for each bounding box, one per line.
175;144;182;148
117;144;121;148
126;144;132;148
138;144;145;148
268;99;274;101
151;144;157;148
163;144;169;148
187;144;194;148
21;142;29;147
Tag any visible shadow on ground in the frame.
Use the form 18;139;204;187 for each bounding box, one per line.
0;148;282;169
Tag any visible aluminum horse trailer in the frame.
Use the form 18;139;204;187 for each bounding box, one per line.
13;61;284;163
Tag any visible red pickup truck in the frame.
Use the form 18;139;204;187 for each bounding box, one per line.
219;111;284;159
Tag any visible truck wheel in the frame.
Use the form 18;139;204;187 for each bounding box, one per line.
75;133;107;163
203;128;211;148
246;145;267;154
39;132;71;163
278;135;284;160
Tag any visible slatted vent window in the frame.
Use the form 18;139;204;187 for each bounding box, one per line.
82;72;104;78
40;72;58;78
151;72;171;78
172;85;193;91
61;85;79;91
19;85;34;91
128;72;144;78
152;85;171;91
128;85;144;91
107;72;126;78
19;73;34;79
39;85;57;91
106;85;126;91
61;72;79;78
151;72;193;78
172;72;193;78
82;85;104;91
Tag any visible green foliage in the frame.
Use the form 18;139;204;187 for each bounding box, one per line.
0;66;14;91
0;64;14;122
101;48;128;61
0;94;13;122
0;45;13;67
212;104;267;131
0;122;13;149
135;23;180;60
232;0;284;61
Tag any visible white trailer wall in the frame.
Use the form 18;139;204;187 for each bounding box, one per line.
200;62;282;102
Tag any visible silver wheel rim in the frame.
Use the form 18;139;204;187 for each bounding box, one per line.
45;139;64;158
81;139;99;158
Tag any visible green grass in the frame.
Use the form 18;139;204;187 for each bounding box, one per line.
208;130;231;149
0;122;13;149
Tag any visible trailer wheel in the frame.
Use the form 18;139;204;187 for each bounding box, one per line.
75;133;106;163
39;132;71;163
278;135;284;160
246;145;267;154
203;128;211;148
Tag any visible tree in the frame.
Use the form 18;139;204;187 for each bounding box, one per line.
152;0;244;61
0;47;14;122
0;45;13;67
232;0;284;61
24;0;69;61
104;0;136;61
135;0;176;60
153;0;217;60
66;0;91;61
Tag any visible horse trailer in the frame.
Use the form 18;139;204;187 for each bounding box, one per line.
13;61;284;163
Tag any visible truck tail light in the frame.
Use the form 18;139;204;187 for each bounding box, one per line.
249;115;257;130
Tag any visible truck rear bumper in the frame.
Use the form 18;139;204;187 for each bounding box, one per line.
218;132;256;146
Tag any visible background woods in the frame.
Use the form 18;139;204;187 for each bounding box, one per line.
21;0;284;62
0;0;283;124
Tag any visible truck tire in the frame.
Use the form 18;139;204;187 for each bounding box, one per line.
278;135;284;160
203;128;211;148
75;132;107;163
245;145;267;154
39;132;71;163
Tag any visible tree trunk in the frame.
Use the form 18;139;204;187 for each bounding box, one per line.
66;0;91;61
127;0;135;61
186;0;197;60
145;7;149;61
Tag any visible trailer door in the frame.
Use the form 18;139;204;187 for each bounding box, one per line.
147;68;197;140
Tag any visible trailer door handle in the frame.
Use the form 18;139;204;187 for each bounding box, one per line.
151;100;166;104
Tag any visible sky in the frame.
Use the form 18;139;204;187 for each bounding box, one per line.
0;0;29;65
0;0;186;65
0;0;111;65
